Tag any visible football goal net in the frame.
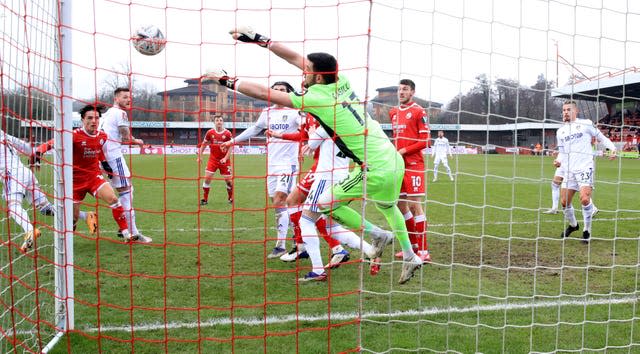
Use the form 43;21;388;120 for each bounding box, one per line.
1;0;638;353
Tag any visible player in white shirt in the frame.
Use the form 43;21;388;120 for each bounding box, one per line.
554;100;616;242
0;129;54;252
221;82;301;258
98;87;151;243
544;149;598;215
296;124;378;281
431;130;454;181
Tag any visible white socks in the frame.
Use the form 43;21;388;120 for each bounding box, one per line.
327;220;373;256
582;202;594;232
275;207;289;249
551;182;560;210
563;205;578;227
300;215;324;275
8;200;33;233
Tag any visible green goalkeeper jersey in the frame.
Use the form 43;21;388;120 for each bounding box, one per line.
289;73;397;169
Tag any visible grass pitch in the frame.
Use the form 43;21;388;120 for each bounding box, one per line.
19;153;640;353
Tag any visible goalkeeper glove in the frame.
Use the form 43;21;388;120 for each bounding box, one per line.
229;26;271;48
204;69;238;90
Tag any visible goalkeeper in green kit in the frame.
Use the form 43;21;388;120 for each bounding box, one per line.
206;26;422;284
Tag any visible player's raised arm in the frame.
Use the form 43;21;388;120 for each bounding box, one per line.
31;138;55;170
229;26;304;70
203;70;293;108
2;131;35;156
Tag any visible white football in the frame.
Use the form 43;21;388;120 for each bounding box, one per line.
132;25;166;56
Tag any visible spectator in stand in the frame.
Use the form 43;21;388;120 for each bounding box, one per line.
534;142;542;156
622;137;636;152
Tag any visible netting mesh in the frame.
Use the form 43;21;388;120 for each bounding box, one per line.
1;0;640;353
1;0;63;352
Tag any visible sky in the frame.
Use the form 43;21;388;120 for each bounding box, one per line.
4;0;640;107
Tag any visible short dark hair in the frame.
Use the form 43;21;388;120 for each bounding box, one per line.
114;87;130;96
271;81;295;93
307;52;338;84
79;104;104;119
399;79;415;91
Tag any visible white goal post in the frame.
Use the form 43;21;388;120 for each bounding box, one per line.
0;0;74;352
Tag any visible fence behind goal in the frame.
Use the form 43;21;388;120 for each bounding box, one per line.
1;0;639;353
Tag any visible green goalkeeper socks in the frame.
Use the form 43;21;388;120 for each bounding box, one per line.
374;203;412;252
325;204;412;252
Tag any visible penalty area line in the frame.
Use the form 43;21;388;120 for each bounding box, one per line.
126;215;640;234
84;295;637;333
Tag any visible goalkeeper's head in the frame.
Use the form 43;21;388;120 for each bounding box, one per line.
304;52;338;88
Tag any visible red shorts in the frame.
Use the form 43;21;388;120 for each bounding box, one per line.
297;170;314;195
401;164;425;196
206;159;232;176
74;173;109;202
296;160;318;194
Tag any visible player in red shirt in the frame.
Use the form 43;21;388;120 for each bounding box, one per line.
35;104;142;242
198;114;233;205
389;79;431;263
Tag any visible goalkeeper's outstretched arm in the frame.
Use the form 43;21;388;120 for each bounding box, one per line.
204;69;293;108
229;26;304;70
268;42;304;71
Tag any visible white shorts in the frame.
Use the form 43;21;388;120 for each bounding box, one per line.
554;166;567;179
433;155;449;166
267;165;297;197
553;166;568;188
564;168;594;191
104;156;131;189
303;178;333;213
2;166;45;205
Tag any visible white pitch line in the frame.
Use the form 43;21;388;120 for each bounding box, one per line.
132;215;640;234
83;295;637;333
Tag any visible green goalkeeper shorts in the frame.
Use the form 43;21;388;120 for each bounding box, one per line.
318;153;405;210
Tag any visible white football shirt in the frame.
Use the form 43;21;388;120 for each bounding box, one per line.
432;137;451;157
0;129;33;177
308;126;350;182
98;106;129;159
234;106;301;170
556;118;615;172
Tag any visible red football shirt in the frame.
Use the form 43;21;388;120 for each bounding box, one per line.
73;128;108;177
204;128;233;160
389;102;430;165
281;113;321;162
